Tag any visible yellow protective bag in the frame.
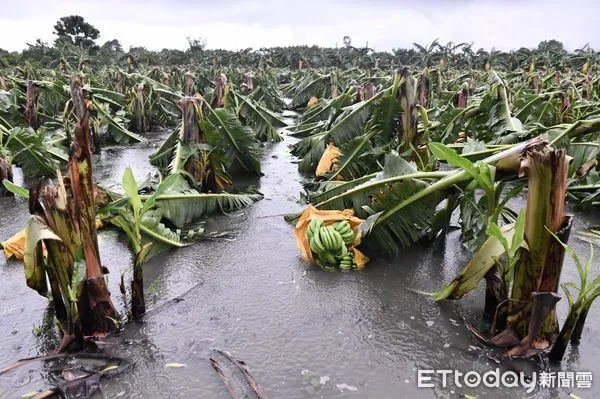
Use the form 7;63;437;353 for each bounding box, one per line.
1;218;104;261
315;143;343;178
1;229;26;260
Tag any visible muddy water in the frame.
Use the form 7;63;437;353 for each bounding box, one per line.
1;127;600;398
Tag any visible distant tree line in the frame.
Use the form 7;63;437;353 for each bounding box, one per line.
1;15;598;72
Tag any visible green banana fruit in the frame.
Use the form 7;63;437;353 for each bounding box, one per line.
328;227;343;249
308;218;323;238
334;221;351;235
319;227;332;249
340;232;354;245
309;236;324;255
311;230;326;254
337;242;348;258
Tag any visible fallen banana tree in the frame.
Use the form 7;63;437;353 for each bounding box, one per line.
431;140;600;362
100;167;257;317
150;93;261;192
295;118;600;255
24;76;119;351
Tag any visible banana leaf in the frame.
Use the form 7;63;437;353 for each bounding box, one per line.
307;154;448;254
149;123;182;171
203;106;261;174
2;179;29;198
147;173;263;228
230;90;286;142
3;127;66;176
294;95;379;174
24;215;62;296
92;99;142;143
332;86;401;180
431;224;515;301
290;73;329;108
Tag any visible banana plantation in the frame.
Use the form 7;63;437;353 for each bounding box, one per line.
1;35;600;398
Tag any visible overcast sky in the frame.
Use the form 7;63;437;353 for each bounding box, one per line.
1;0;598;52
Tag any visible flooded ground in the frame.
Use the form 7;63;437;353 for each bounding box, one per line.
1;126;600;398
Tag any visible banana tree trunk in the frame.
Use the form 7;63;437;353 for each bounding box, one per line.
131;248;146;318
484;266;507;330
419;70;430;108
0;156;13;196
178;96;219;191
132;83;146;133
571;306;591;343
456;82;469;108
24;80;39;130
532;73;541;94
397;68;429;168
508;144;572;347
561;88;572;123
549;305;580;362
69;77;118;337
329;74;338;98
213;74;228;108
183;72;195;96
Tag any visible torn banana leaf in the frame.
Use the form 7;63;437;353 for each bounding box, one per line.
24;216;62;296
432;223;515;301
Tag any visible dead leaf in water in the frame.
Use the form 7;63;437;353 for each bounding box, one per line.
165;363;187;368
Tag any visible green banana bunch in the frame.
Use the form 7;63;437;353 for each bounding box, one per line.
306;218;359;270
339;252;356;270
332;220;355;246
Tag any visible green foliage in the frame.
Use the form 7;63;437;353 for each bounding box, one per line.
53;15;100;48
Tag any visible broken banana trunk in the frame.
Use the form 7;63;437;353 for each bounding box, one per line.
178;96;220;191
24;77;119;345
24;80;39;130
69;76;119;338
0;156;13;196
507;143;572;355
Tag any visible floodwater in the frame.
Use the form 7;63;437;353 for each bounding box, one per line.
1;124;600;399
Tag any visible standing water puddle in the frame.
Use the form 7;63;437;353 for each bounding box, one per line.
1;126;600;398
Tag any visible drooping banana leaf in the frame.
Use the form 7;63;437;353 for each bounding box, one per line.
203;105;261;174
332;81;401;180
149;123;182;171
229;90;286;142
293;92;382;174
3;127;66;176
290;73;330;108
359;176;448;254
140;209;189;248
468;71;524;144
431;223;516;301
146;173;263;228
2;179;29;198
251;71;287;112
288;121;326;137
305;154;448;254
92;99;142;143
297;90;354;127
513;91;561;128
